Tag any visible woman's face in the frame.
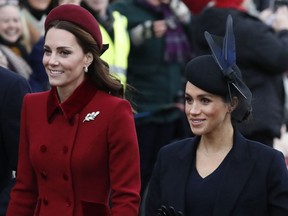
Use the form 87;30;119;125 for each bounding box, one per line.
28;0;52;10
82;0;109;12
185;81;231;136
43;28;91;91
0;5;22;43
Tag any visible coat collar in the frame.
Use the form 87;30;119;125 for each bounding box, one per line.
169;130;256;215
47;78;98;124
165;137;199;213
212;130;256;215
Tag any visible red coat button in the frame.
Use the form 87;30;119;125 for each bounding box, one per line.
62;146;68;154
43;197;49;205
66;200;71;207
40;171;47;179
63;174;69;181
40;145;47;152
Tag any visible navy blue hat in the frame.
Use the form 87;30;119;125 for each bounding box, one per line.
185;15;252;122
186;55;229;96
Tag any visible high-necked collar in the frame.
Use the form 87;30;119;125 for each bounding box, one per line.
47;78;98;124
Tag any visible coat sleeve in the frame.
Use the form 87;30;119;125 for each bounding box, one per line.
108;100;141;216
267;150;288;215
6;95;38;216
2;75;31;171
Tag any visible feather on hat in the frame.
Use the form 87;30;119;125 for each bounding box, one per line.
185;15;252;122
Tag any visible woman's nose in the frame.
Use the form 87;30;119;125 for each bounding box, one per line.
189;103;200;115
48;54;59;65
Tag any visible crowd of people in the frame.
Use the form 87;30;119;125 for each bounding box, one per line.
0;0;288;215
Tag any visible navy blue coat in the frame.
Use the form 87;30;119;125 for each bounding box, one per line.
0;67;31;192
145;131;288;216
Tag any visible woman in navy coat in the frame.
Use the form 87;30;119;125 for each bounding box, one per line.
6;4;141;216
145;16;288;216
0;67;31;215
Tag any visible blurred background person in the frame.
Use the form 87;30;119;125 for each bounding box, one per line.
111;0;194;196
0;2;32;80
190;0;288;147
0;0;19;5
183;0;212;14
254;0;270;11
0;50;8;68
0;67;31;216
81;0;130;87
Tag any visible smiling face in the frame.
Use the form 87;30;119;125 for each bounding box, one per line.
43;27;92;95
0;5;23;43
185;81;232;136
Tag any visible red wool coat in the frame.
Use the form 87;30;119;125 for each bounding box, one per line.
6;79;141;216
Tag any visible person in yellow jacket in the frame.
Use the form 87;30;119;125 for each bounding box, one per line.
81;0;130;87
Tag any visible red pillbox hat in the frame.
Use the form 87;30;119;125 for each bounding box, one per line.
44;4;103;50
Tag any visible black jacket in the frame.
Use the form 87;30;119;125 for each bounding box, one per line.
0;67;31;192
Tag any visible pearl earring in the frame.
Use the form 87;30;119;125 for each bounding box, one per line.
84;66;88;73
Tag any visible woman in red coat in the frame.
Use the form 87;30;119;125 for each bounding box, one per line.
6;4;141;216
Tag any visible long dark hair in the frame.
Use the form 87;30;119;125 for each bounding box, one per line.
44;20;125;98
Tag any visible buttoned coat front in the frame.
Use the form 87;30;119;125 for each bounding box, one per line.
7;80;141;216
145;131;288;216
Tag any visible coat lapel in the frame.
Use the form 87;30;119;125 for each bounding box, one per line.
213;131;256;216
47;78;97;124
166;137;199;213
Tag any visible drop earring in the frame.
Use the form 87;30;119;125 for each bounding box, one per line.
84;66;88;73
